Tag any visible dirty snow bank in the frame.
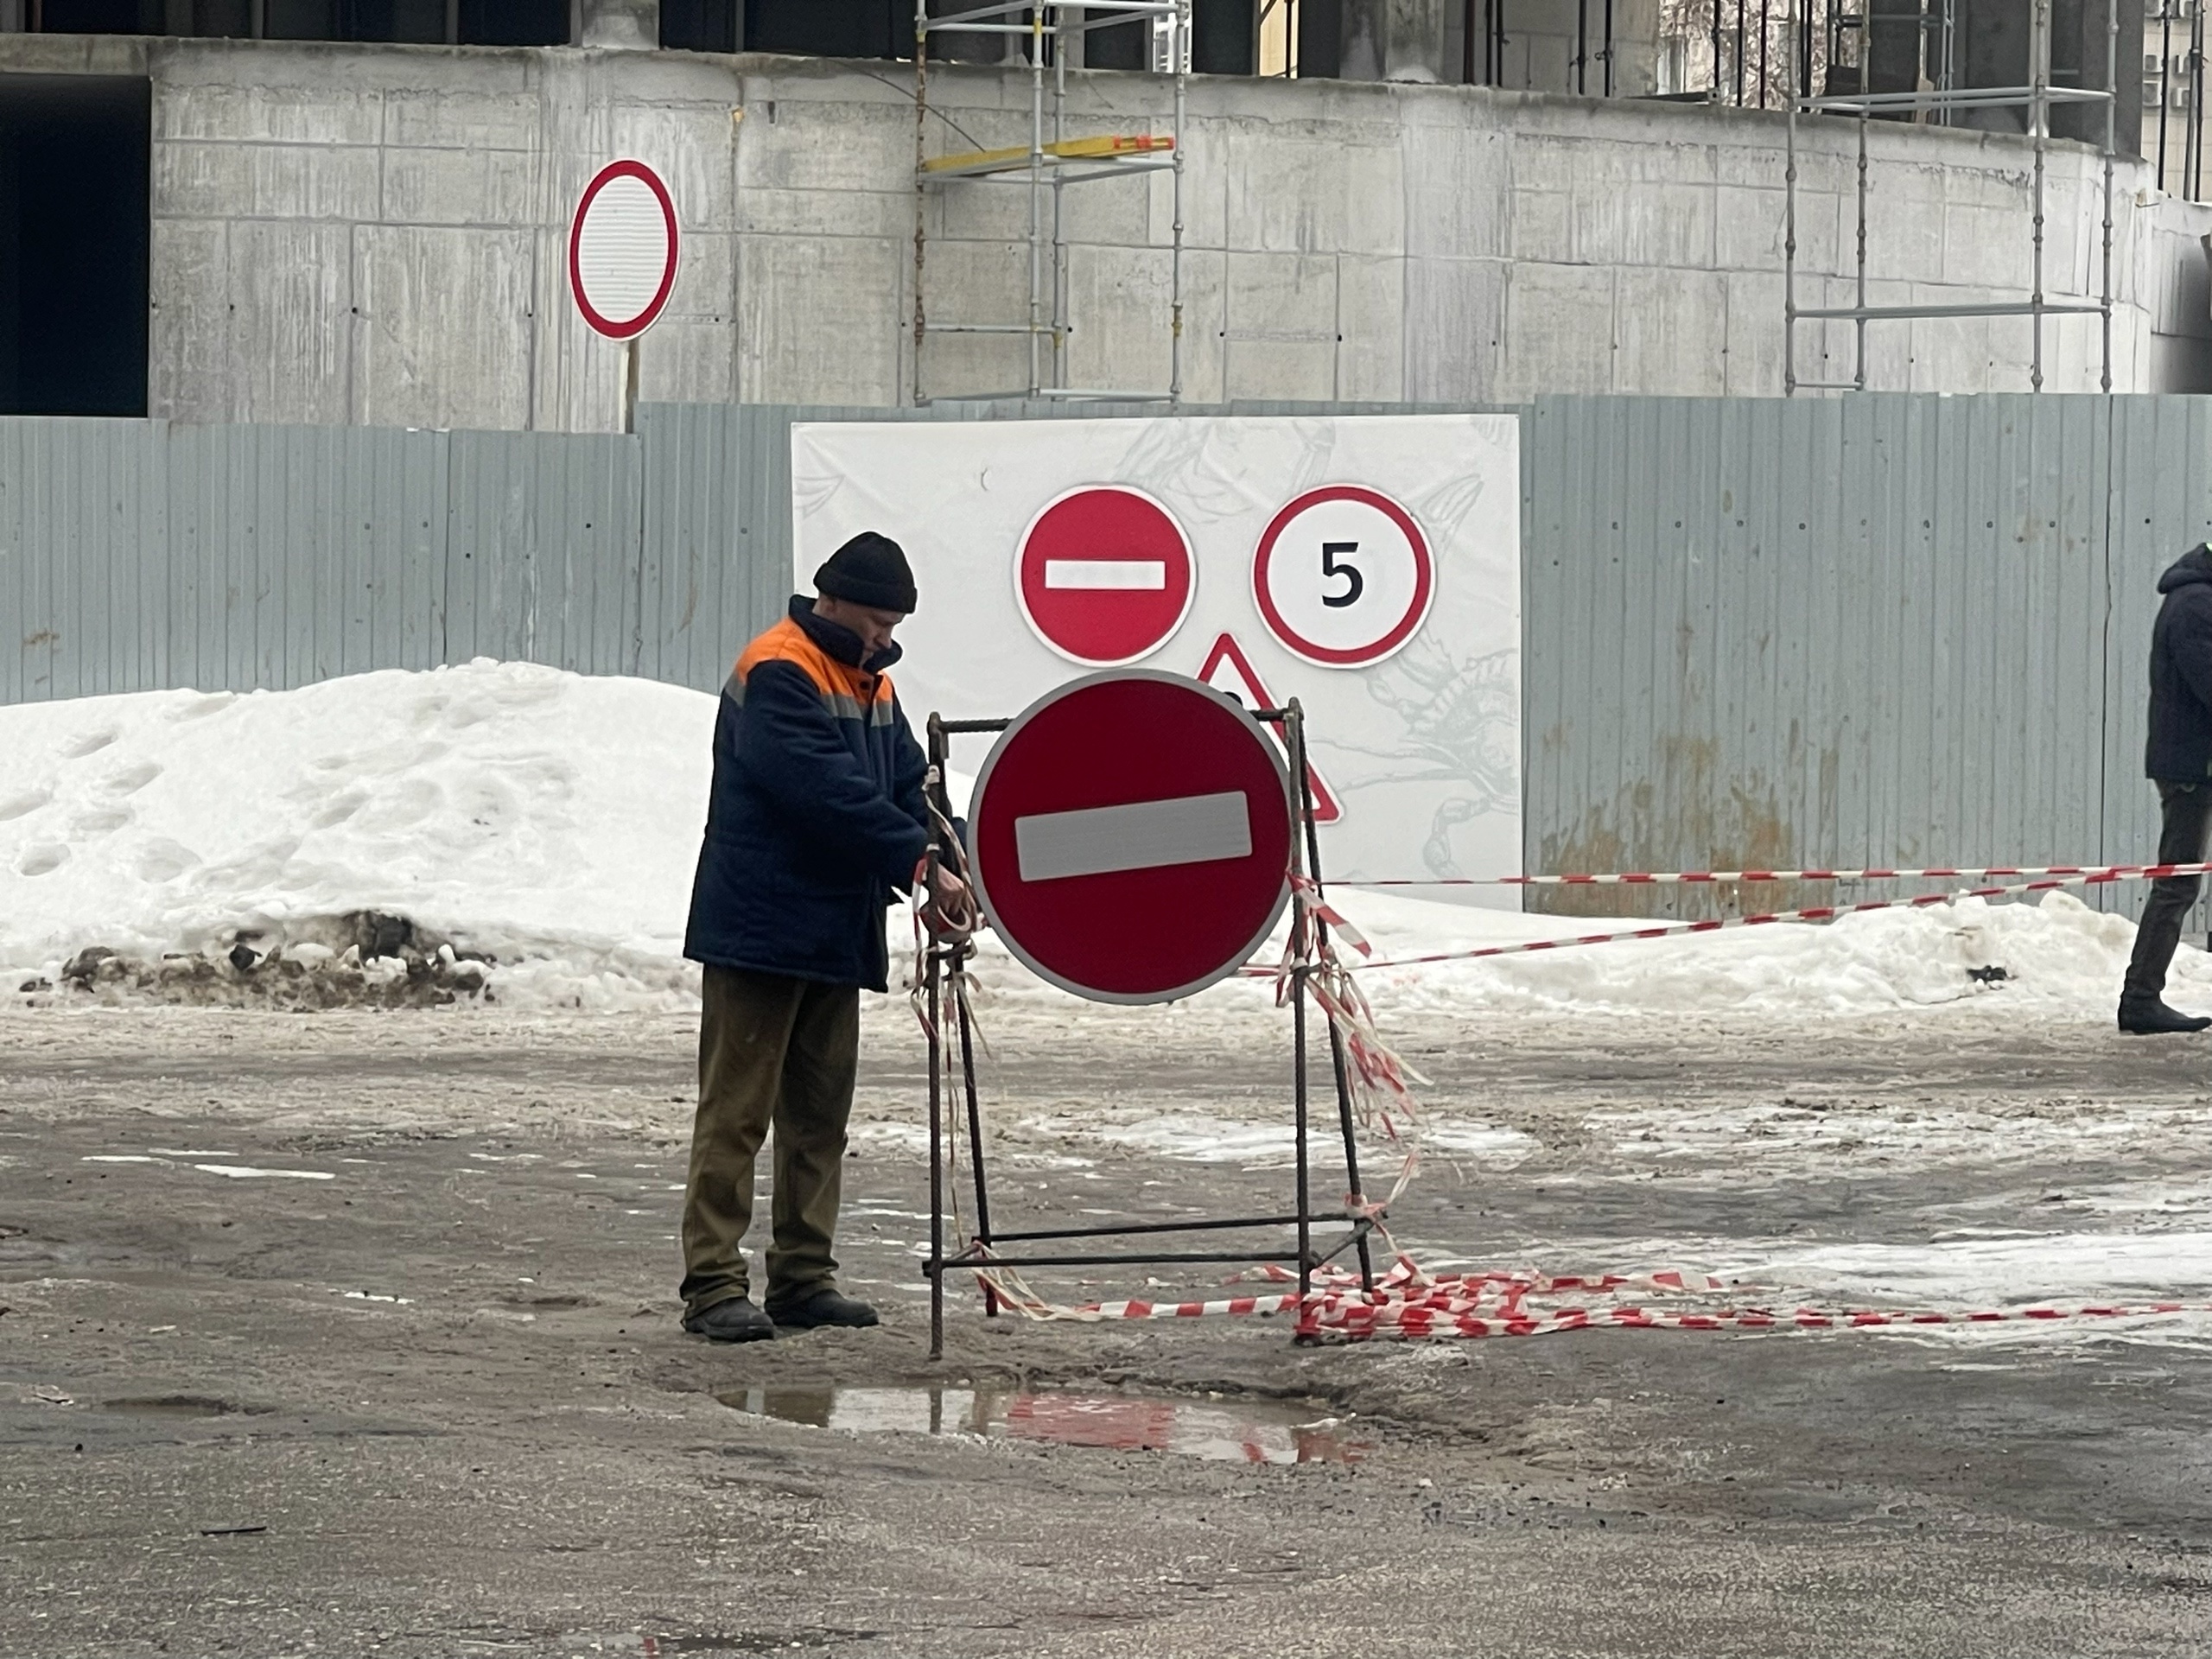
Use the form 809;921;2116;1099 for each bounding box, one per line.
1;663;2200;1017
0;662;713;1011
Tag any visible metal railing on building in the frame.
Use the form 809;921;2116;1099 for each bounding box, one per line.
1783;0;2120;394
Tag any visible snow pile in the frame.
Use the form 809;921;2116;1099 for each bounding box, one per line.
0;662;714;1010
1336;884;2212;1018
0;661;2200;1017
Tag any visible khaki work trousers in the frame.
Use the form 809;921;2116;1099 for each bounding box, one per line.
679;965;859;1316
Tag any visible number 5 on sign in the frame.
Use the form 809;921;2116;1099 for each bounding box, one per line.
1253;486;1433;667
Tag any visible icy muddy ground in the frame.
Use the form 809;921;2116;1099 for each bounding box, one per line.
5;1000;2212;1657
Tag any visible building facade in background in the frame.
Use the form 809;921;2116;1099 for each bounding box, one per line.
0;0;2205;430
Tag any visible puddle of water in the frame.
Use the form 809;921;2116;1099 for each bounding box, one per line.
100;1395;260;1418
718;1385;1368;1465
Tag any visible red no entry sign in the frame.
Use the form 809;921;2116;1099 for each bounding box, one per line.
1015;486;1194;666
966;671;1293;1003
569;159;679;340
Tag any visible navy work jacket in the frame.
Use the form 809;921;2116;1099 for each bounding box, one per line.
2148;546;2212;784
683;596;931;992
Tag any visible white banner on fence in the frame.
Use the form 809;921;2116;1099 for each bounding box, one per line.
790;415;1521;899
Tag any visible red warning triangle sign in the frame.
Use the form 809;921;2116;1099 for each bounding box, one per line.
1197;632;1344;824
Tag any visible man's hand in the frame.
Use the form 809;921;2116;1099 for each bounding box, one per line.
922;862;978;941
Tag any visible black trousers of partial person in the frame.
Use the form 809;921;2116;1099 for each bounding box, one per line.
2122;780;2212;1007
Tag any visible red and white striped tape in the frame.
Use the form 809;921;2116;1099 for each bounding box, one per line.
1027;1257;2212;1342
1302;1298;2212;1339
1337;861;2212;889
1344;869;2152;973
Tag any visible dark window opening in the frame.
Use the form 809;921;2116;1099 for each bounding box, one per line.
743;0;900;60
35;0;565;43
1087;14;1145;71
663;0;737;53
36;0;162;28
0;74;151;417
455;0;566;46
1190;0;1252;74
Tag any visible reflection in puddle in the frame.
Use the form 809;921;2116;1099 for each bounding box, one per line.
718;1385;1369;1465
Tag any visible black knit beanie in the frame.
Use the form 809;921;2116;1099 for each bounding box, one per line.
813;531;918;614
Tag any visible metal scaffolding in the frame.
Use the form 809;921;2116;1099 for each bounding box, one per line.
911;2;1190;404
2150;1;2208;201
1783;0;2118;395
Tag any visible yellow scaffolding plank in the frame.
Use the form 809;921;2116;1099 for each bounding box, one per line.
922;132;1175;176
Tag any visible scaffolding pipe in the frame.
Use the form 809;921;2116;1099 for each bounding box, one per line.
1028;10;1045;397
2102;0;2117;394
1784;0;1800;392
2031;0;2046;394
2159;2;2173;192
1052;4;1069;391
2193;2;2207;203
1171;0;1186;401
1853;65;1867;389
912;0;928;406
1937;0;1955;124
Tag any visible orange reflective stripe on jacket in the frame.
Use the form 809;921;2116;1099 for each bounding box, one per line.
731;616;896;727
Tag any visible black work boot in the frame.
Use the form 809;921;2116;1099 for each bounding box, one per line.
682;1296;776;1343
765;1286;879;1331
2118;998;2212;1034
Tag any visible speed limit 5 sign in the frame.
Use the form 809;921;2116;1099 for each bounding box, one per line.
1251;485;1433;667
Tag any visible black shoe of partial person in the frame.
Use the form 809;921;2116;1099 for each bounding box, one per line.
681;1296;776;1343
2117;999;2212;1034
765;1287;880;1331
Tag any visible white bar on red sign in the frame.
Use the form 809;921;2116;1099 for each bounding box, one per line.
1042;559;1168;590
1015;791;1251;882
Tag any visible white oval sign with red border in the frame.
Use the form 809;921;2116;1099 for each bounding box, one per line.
1251;485;1433;667
569;160;679;340
1014;484;1196;667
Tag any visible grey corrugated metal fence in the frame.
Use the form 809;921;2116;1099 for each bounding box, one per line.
2;397;2206;921
0;421;637;702
1524;395;2128;919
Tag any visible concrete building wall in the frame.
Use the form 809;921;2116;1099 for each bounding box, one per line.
3;29;2206;431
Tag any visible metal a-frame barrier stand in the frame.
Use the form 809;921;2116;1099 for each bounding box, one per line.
912;1;1188;404
1784;0;2118;395
917;701;1376;1361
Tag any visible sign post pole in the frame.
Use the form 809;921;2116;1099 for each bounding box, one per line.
1288;698;1375;1295
925;839;946;1363
1286;698;1313;1321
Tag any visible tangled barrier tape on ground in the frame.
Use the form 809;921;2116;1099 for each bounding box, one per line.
1006;1260;2212;1343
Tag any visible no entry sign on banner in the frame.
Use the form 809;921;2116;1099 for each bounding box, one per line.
967;672;1293;1003
791;415;1521;903
1016;486;1195;666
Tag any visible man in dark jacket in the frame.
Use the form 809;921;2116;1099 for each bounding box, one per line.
2121;544;2212;1034
678;531;963;1340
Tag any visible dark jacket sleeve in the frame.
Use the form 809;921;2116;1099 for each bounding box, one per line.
888;697;933;894
2172;589;2212;710
737;662;931;884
